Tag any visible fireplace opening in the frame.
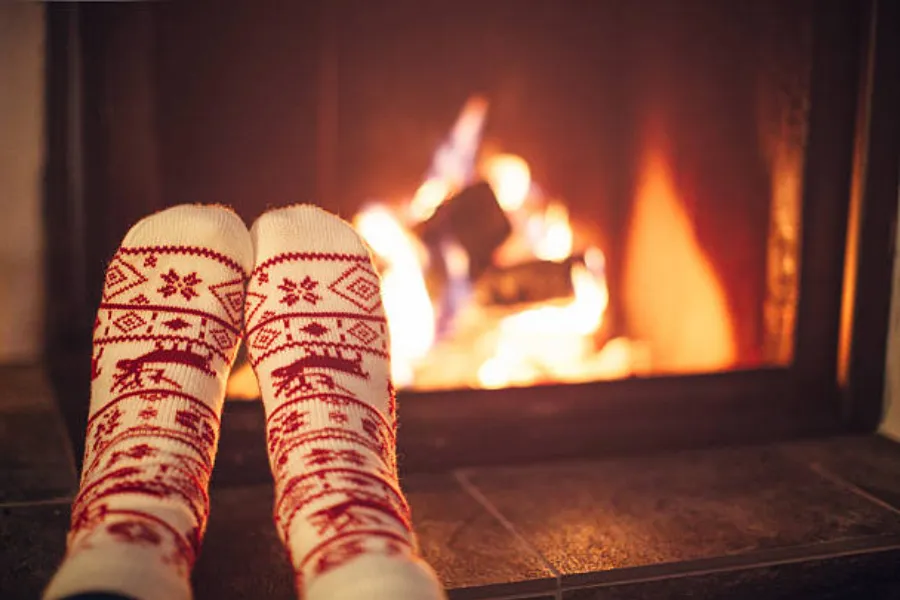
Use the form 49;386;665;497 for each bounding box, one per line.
44;0;898;472
218;0;810;397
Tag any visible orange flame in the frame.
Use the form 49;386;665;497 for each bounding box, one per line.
532;202;573;262
353;205;435;386
623;144;737;373
484;153;532;212
476;258;612;388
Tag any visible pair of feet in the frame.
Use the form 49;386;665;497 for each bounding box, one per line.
44;205;445;600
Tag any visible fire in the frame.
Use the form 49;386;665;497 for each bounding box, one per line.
622;144;737;372
225;95;739;399
483;153;531;212
532;202;573;262
476;259;611;388
409;96;489;223
353;205;435;387
409;178;452;224
357;97;642;389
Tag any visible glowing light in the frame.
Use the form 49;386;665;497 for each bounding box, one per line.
475;258;613;388
411;96;490;223
409;178;451;224
484;153;532;212
532;202;573;262
353;205;435;386
622;143;736;372
334;97;741;391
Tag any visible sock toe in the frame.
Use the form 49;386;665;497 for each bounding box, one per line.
250;204;369;259
122;204;254;273
304;555;446;600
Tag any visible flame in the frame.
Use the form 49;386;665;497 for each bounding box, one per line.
410;96;490;223
476;254;615;388
531;202;573;262
499;262;607;336
351;96;635;390
623;145;736;372
484;153;532;212
409;178;452;224
353;205;435;386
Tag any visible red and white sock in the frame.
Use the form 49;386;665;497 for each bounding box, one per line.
245;205;445;600
44;205;253;600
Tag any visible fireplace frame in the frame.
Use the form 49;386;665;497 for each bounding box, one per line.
43;0;900;474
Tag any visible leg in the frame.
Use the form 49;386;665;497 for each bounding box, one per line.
44;205;253;600
245;205;446;600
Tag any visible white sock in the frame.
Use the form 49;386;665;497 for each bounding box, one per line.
44;205;253;600
245;205;446;600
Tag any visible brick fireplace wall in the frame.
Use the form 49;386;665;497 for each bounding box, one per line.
881;189;900;440
0;3;44;364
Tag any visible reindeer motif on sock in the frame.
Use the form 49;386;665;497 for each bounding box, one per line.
111;340;215;393
270;346;368;399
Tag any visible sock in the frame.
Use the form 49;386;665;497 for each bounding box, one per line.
44;205;253;600
245;205;446;600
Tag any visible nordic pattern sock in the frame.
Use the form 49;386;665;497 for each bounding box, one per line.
245;205;446;600
44;205;253;600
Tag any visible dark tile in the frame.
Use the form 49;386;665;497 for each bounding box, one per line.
0;500;70;599
0;366;77;503
193;485;294;600
563;545;900;599
462;445;900;585
1;487;292;600
779;434;900;510
198;476;551;600
405;473;557;598
455;596;553;600
2;476;551;599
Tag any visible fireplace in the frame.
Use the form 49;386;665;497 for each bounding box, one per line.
43;0;900;474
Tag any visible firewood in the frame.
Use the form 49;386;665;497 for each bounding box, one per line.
474;257;579;306
416;181;512;279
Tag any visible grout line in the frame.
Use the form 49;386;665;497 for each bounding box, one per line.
449;591;562;600
567;536;900;590
453;469;563;599
0;496;74;510
807;461;900;517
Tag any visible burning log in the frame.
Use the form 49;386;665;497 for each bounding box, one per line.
474;257;579;306
416;181;512;280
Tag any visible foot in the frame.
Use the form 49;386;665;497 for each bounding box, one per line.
245;205;445;600
44;205;253;600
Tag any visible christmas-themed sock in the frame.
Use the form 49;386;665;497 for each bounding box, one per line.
44;205;254;600
245;205;445;600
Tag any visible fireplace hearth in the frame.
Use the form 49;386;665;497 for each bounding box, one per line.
43;0;900;474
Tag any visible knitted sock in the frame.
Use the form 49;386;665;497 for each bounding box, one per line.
44;205;253;600
245;205;446;600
